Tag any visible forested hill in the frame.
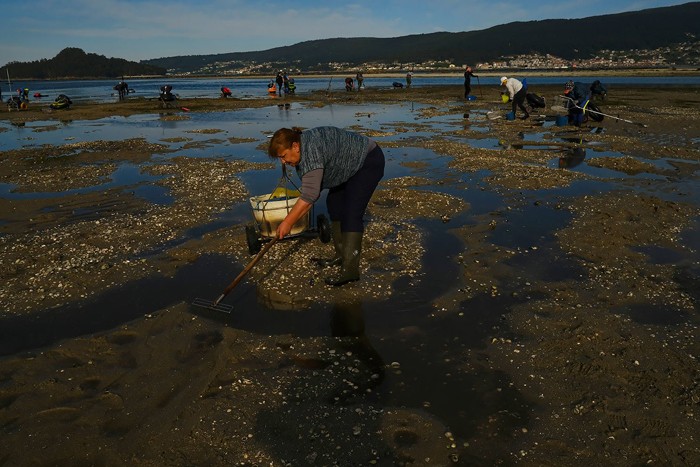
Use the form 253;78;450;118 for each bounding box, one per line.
1;48;166;80
2;2;698;79
144;2;700;73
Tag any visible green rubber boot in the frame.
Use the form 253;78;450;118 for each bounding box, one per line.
325;232;362;286
313;221;342;268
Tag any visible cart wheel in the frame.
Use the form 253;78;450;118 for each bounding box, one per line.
317;214;332;243
245;225;262;254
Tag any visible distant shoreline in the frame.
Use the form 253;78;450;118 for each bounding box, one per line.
9;67;698;81
166;68;700;80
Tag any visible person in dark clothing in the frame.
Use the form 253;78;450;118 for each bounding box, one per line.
160;85;174;99
268;126;385;286
564;80;590;125
589;80;607;101
356;72;364;90
283;73;290;94
464;66;478;99
345;77;355;91
115;80;128;100
275;72;284;96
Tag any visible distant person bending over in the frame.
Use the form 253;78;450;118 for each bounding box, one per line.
464;66;478;99
563;80;591;125
501;76;529;119
345;77;355;92
268;126;385;286
589;79;607;101
115;80;128;100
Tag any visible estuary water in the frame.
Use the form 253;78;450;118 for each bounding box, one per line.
6;74;700;104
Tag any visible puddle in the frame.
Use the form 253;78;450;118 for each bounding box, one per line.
0;162;169;203
555;147;588;168
489;204;570;251
463;137;502;149
2;96;699;465
614;304;690;326
2;103;698;340
0;215;535;443
635;244;690;265
0;102;443;152
0;219;462;354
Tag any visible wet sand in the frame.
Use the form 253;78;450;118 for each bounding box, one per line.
1;84;699;465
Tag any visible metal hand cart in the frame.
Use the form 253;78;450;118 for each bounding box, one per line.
192;166;332;313
245;165;332;254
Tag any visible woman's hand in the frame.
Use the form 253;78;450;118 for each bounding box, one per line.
277;219;293;239
276;198;312;239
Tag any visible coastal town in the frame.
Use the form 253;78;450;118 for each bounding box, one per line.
189;39;699;76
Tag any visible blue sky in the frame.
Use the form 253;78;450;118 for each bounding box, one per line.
0;0;692;66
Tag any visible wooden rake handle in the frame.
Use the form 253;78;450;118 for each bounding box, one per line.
213;237;279;306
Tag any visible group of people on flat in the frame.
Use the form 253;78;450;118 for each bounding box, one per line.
270;71;296;96
463;65;531;119
464;65;606;122
5;86;74;110
264;67;608;289
9;71;602;291
114;80;129;100
344;72;366;91
106;70;609;289
5;87;30;110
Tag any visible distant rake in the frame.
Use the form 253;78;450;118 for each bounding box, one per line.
551;95;647;127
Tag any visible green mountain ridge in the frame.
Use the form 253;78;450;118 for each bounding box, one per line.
143;2;700;74
2;2;699;79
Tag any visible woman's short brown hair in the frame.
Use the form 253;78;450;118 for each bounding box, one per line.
268;127;303;158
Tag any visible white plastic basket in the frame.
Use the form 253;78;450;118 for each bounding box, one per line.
249;191;310;238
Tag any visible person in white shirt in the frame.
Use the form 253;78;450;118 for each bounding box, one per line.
501;76;529;119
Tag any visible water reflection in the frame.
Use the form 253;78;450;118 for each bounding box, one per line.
558;147;587;168
257;287;312;310
0;162;169;203
330;300;386;403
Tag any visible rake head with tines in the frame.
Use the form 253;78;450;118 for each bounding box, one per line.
191;237;278;314
191;296;234;314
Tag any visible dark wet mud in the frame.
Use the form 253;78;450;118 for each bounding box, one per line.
1;84;699;466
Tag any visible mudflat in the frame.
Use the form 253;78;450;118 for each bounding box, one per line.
0;83;699;466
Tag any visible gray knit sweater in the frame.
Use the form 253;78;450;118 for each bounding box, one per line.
296;126;372;190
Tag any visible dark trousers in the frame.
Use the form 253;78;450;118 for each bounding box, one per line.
464;83;471;98
513;87;528;115
326;146;385;233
